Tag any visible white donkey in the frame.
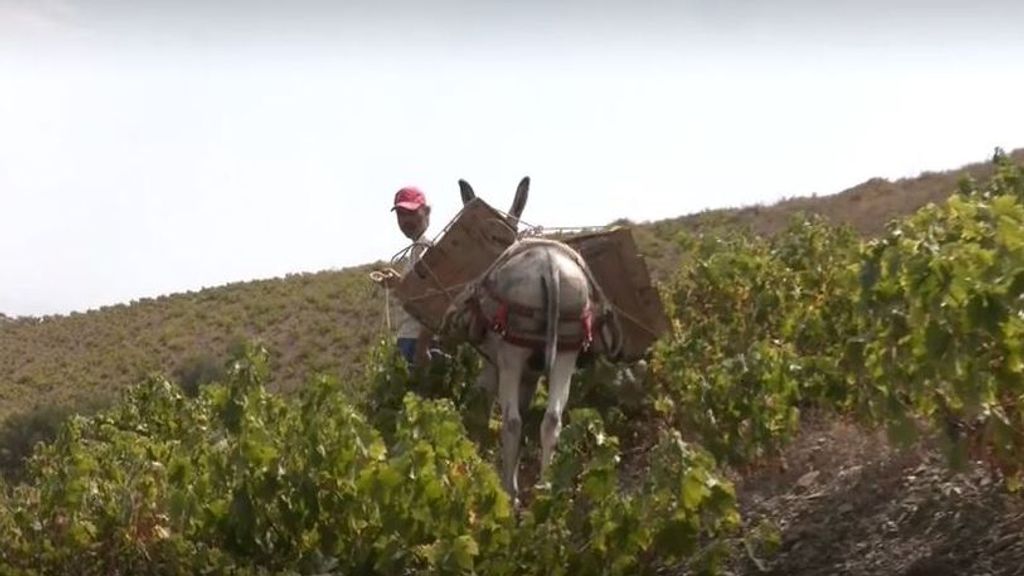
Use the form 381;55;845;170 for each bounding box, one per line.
441;177;621;502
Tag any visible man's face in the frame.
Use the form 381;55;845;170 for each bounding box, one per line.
395;206;429;240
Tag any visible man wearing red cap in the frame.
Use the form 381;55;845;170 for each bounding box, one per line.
376;186;434;367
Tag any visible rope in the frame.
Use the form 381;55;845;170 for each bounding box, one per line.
369;239;431;334
607;301;662;340
368;269;395;333
418;257;456;307
520;224;613;239
510;213;615;240
371;238;446;331
383;284;391;333
466;200;615;242
388;240;432;267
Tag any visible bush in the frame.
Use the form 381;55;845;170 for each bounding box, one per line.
172;352;226;397
0;341;742;574
856;153;1024;488
0;398;110;482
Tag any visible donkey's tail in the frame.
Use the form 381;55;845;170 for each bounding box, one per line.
543;248;560;381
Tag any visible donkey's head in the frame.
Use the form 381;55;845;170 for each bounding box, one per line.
458;176;530;230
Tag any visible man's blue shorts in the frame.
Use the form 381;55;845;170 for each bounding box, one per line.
397;337;448;366
396;337;418;365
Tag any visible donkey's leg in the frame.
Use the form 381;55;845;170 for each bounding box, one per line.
475;360;499;399
497;343;531;502
540;350;579;475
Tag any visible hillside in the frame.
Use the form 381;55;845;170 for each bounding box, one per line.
1;147;1022;427
3;148;1024;575
0;266;386;424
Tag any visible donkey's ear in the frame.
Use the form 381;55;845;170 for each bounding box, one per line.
510;176;530;219
459;179;476;205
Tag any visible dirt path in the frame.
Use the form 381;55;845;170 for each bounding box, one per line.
724;414;1024;576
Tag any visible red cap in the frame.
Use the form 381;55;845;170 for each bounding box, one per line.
392;186;427;211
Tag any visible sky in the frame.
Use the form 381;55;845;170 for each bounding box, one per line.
2;0;1024;317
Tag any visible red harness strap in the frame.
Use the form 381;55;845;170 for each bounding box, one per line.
491;301;510;335
580;304;595;351
470;287;598;352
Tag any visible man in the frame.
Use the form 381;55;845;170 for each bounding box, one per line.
373;186;435;368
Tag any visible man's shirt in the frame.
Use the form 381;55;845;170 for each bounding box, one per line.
393;234;432;339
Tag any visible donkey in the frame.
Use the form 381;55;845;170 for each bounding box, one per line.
457;175;534;401
441;178;621;502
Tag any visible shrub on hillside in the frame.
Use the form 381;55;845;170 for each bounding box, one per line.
172;352;225;397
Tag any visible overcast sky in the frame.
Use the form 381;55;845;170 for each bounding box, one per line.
2;0;1024;317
